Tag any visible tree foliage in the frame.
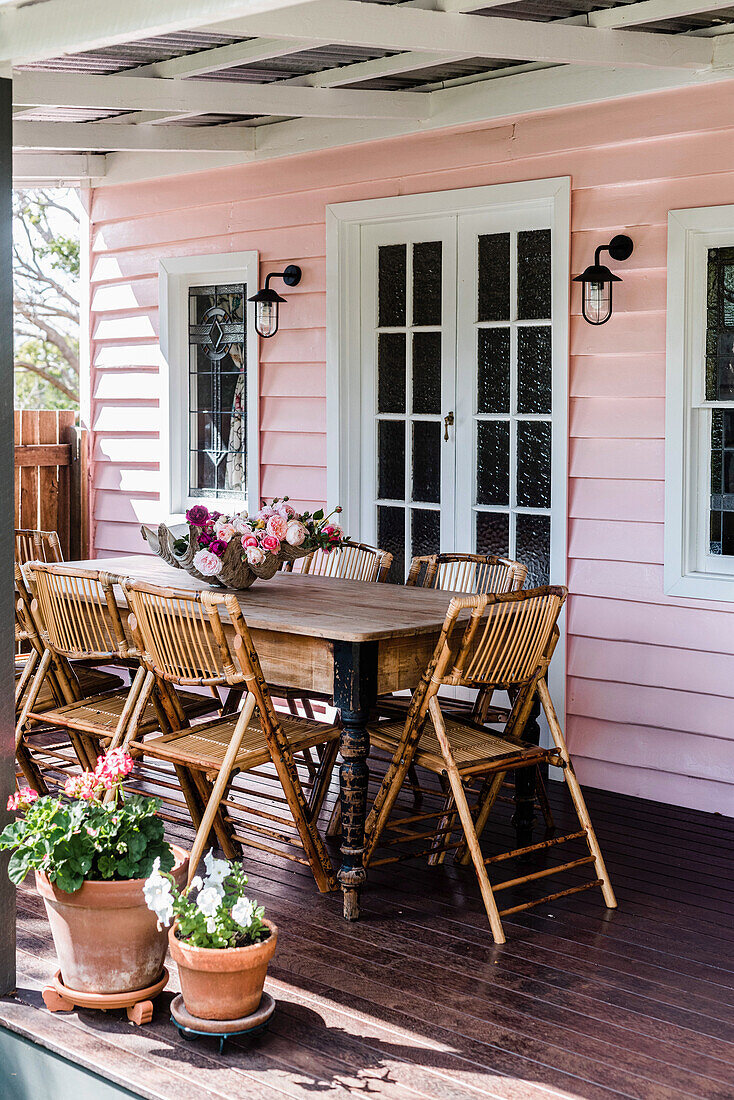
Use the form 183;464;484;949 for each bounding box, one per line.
13;189;80;409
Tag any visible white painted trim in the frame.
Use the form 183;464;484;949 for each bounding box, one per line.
0;0;320;65
159;251;259;522
12;70;429;123
13;121;257;154
215;1;714;69
665;206;734;601
327;177;569;729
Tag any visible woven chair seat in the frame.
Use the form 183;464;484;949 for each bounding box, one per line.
33;687;215;737
369;715;550;775
22;668;125;716
137;713;341;773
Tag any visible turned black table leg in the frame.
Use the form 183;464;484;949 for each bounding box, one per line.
512;691;541;850
333;639;378;921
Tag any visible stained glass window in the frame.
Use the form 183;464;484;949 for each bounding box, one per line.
188;284;246;499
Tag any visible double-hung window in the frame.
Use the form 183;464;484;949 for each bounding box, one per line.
666;207;734;599
159;252;259;520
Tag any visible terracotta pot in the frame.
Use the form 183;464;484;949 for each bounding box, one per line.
168;919;278;1021
35;845;188;995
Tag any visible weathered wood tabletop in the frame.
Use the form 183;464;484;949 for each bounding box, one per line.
65;554;460;919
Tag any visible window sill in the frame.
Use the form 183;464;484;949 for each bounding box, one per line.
664;569;734;602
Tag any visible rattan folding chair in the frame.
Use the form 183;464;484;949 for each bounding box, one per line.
118;580;340;892
363;587;616;943
15;528;63;567
17;564;215;789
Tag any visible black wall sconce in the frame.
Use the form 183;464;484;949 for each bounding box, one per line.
573;234;634;325
248;264;302;338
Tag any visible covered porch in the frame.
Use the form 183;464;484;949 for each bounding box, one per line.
2;1;734;1097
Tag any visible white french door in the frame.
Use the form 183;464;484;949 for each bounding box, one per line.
356;195;564;589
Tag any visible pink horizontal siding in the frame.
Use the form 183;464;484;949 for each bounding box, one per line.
88;77;734;815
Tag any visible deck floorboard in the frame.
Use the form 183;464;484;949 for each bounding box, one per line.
2;778;733;1100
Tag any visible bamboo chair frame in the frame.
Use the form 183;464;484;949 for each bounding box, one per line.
363;587;616;943
297;542;393;583
15;528;63;567
17;564;212;786
118;580;340;893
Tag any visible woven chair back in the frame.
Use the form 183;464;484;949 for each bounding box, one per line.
436;587;567;691
300;542;392;583
15;528;63;567
31;563;128;662
407;553;527;595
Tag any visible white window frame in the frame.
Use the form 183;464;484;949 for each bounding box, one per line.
665;207;734;600
159;251;260;522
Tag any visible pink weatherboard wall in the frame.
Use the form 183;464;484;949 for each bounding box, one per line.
88;80;734;815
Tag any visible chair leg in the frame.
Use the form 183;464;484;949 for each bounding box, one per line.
455;770;506;866
536;679;616;910
427;776;456;866
15;741;47;794
308;738;339;822
428;697;506;943
534;766;555;833
190;768;241;861
407;763;423;808
326;798;342;838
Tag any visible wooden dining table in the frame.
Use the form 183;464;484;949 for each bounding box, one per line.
62;555;542;920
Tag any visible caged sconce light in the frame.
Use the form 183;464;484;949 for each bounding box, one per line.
573;234;634;325
248;264;302;338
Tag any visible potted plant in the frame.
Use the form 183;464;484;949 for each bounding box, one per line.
144;851;277;1021
0;751;188;995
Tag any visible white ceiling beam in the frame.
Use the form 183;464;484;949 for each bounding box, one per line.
12;69;429;120
0;0;320;66
13;120;257;153
215;0;714;70
13;152;105;181
133;37;320;79
588;0;734;29
287;50;471;88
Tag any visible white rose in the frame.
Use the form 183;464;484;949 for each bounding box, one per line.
246;544;266;566
285;520;307;547
231;513;250;535
193;548;224;576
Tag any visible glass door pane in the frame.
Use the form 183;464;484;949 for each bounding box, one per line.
455;214;554;587
361;220;456;582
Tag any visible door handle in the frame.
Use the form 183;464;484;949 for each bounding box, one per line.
443;411;454;442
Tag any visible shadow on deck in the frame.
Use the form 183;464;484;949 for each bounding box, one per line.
2;777;733;1100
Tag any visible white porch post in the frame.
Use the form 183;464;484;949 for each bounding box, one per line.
0;74;16;996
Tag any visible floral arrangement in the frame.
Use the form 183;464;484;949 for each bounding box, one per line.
0;752;173;893
177;497;347;579
144;850;268;950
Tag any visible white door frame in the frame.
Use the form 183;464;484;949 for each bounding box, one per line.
325;178;570;727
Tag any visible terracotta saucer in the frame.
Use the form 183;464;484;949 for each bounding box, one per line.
170;991;275;1052
42;968;169;1026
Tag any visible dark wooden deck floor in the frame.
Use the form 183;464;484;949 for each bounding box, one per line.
2;776;734;1100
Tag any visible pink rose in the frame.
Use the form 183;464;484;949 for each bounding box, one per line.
276;502;295;519
232;514;250;535
261;534;281;554
266;514;288;540
285;520;307;547
242;534;258;548
245;544;267;566
255;506;275;521
193;548;224;576
215;521;237;543
322;525;335;535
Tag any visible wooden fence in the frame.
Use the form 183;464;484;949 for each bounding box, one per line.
14;410;88;560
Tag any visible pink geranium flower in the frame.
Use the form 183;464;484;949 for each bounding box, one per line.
6;787;39;812
261;534;281;554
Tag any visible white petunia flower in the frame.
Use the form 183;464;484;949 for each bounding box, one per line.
231;896;256;928
188;875;203;893
203;850;230;896
143;861;174;927
196;886;223;920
